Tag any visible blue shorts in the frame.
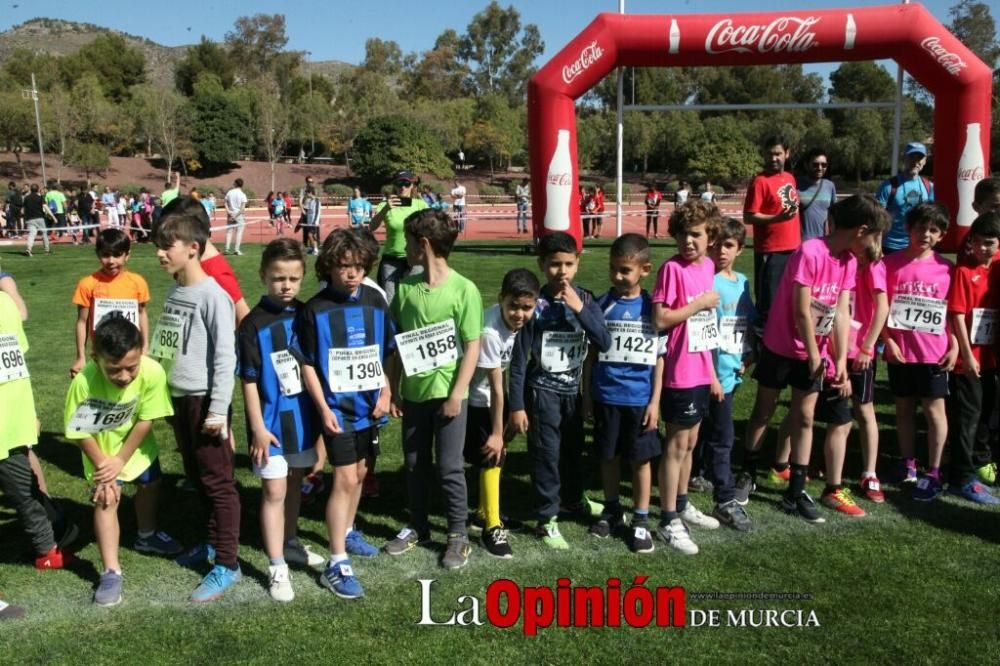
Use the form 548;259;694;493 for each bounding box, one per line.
89;459;162;498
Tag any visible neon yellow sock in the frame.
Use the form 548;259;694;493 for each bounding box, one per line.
480;467;502;529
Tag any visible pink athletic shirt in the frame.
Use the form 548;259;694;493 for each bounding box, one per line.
849;259;887;359
884;250;953;364
652;255;716;389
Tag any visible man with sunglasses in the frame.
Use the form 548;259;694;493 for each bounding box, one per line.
369;170;428;304
797;148;838;242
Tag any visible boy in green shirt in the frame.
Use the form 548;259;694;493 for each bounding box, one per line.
64;317;181;606
385;209;482;569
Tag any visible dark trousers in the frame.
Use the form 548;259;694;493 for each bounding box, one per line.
645;211;658;236
527;386;584;522
402;399;469;535
170;396;240;567
377;255;411;306
753;251;792;330
0;449;56;556
947;371;996;485
696;392;736;503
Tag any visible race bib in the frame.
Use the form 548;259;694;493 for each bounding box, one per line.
327;345;384;393
93;298;139;330
0;334;28;384
150;313;184;360
270;350;303;396
396;321;460;377
810;299;837;337
970;308;998;346
719;316;749;355
888;294;946;335
687;310;719;352
67;398;137;433
540;331;587;372
599;321;657;366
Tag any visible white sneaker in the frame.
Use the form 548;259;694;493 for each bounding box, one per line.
656;518;699;555
268;564;294;602
680;503;720;529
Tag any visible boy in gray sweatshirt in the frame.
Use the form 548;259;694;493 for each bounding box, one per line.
152;212;240;602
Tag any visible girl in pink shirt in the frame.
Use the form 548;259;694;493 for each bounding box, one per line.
651;200;722;555
882;202;958;501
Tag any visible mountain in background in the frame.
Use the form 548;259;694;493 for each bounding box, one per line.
0;18;353;88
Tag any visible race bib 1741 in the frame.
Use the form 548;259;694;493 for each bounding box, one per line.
888;294;946;335
395;321;460;377
540;330;587;372
0;333;28;384
970;308;998;346
328;345;384;393
93;298;139;331
599;320;657;366
718;315;749;355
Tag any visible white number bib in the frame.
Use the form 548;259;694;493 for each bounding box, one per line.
270;350;303;396
396;321;460;377
888;294;946;335
810;299;837;337
150;313;184;360
599;321;657;366
719;316;749;355
0;334;29;384
67;398;137;433
93;298;139;330
328;345;384;392
970;308;998;346
687;310;719;352
540;331;587;372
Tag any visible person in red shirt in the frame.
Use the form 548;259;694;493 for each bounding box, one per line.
743;136;801;327
644;183;663;238
580;186;595;239
590;185;606;239
947;212;1000;504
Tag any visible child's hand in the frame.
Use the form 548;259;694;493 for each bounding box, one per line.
960;350;979;378
939;346;959;373
202;412;227;437
93;482;121;509
439;394;463;419
559;285;583;313
808;353;824;379
831;362;850;397
373;387;391;419
884;339;905;365
321;408;342;435
642;401;659;432
69;357;85;378
852;349;873;371
390;396;404;418
508;410;529;435
698;291;720;311
710;378;724;402
251;428;279;467
481;434;504;466
93;456;124;484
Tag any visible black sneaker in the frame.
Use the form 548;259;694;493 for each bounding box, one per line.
734;472;756;506
441;534;471;570
688;475;714;493
589;510;624;539
712;499;754;532
778;493;826;524
468;512;524;533
629;522;654;554
481;526;513;559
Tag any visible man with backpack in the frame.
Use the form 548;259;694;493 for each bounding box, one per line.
876;142;933;254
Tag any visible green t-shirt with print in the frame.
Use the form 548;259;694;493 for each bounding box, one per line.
377;198;428;258
45;190;66;214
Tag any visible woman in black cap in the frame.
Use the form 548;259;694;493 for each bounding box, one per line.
369;170;429;304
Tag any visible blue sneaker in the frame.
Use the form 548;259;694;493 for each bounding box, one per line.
950;480;1000;505
176;543;216;567
190;564;242;602
345;530;379;558
321;559;364;599
912;476;943;502
135;531;183;557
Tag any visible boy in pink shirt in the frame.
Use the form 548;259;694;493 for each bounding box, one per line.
652;200;722;555
883;202;958;501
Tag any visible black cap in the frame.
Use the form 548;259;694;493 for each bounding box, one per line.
393;170;416;185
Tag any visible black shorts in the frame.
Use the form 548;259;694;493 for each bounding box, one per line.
464;404;506;469
814;388;852;425
323;427;380;467
593;401;662;463
660;385;711;427
887;363;949;399
849;359;876;405
753;345;824;394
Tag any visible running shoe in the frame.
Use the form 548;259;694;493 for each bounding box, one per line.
949;480;1000;505
268;564;294;602
779;493;826;524
976;463;997;485
679;503;720;529
687;476;714;493
283;538;324;567
859;476;885;503
912;476;943;502
820;488;866;517
384;527;430;556
175;543;216;568
712;500;754;532
190;564;242;602
135;531;183;556
34;546;75;570
630;523;655;554
94;570;123;607
655;518;698;555
345;530;379;558
441;534;472;570
536;518;569;550
768;466;791;484
734;472;756;506
589;509;625;539
321;559;363;599
481;526;513;559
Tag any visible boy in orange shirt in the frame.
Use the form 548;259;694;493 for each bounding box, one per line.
71;229;150;377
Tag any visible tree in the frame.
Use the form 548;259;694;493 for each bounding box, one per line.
329;69;401;173
65;141;110;185
686;116;759;183
0;89;37;179
2;49;62;92
948;0;1000;68
130;85;192;178
406;30;470;100
175;37;236;95
254;77;292;192
225;14;289;81
464;94;524;175
362;39;404;78
351;115;452;184
59;34;146;103
458;1;544;103
189;74;254;165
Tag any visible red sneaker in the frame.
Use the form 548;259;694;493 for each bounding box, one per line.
35;546;75;570
859;476;885;503
820;488;866;517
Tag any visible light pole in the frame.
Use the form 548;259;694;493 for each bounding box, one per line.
21;72;47;186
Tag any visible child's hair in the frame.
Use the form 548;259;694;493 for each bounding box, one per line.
537;231;578;259
668;199;722;241
95;228;131;256
969;212;1000;240
404;208;459;258
156;214;209;256
316;228;377;281
860;243;882;263
351;227;381;272
500;268;541;299
974;177;1000;206
716;216;747;248
610;233;650;264
828;193;891;233
158;195;211;235
260;237;306;273
92;317;142;361
905;201;950;233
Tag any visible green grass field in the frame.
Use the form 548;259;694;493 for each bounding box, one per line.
1;240;998;664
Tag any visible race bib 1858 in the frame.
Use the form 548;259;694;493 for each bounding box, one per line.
328;345;384;393
540;330;587;372
599;321;657;366
0;333;28;384
396;321;460;377
888;294;946;335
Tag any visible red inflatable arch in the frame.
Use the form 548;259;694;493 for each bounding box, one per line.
528;3;992;251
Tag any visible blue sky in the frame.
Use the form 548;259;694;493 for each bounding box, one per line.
2;0;962;81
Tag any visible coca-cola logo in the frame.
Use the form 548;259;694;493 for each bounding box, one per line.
705;17;820;54
921;37;967;76
547;173;571;187
959;166;984;182
561;41;604;85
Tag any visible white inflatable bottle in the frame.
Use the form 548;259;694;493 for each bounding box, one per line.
669;19;681;55
956;122;984;228
544;129;573;231
844;14;857;50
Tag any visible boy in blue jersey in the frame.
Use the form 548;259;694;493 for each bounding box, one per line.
700;218;756;532
301;229;394;598
585;233;664;554
238;238;319;602
347;187;372;228
509;231;612;549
